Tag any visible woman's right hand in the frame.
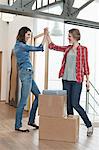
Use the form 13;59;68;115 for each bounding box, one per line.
44;28;52;44
44;28;48;35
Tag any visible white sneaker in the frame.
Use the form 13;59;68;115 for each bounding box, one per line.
87;126;93;137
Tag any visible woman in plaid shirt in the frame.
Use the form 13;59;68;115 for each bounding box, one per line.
45;28;93;137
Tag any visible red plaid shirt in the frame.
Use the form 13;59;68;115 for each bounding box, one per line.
48;42;89;83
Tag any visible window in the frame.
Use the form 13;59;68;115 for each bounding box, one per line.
9;0;16;6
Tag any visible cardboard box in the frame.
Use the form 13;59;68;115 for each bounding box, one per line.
39;94;67;117
39;115;79;143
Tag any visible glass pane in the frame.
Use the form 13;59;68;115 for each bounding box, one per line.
37;0;42;8
49;0;55;4
9;0;16;6
48;3;62;15
41;2;63;15
32;1;36;10
73;0;89;8
77;1;99;22
34;37;45;92
43;0;48;6
48;48;63;90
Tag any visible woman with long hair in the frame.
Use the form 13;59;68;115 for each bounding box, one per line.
14;27;45;132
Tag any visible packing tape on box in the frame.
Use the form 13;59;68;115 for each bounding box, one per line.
42;90;67;95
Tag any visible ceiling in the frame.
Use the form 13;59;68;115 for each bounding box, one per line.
0;0;99;29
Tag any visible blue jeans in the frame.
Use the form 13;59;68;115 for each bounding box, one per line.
62;80;92;128
15;69;40;129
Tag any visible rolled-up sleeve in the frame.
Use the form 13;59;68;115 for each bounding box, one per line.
21;43;44;52
48;42;68;52
84;47;90;75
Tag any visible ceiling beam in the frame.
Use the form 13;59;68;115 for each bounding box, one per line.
23;0;36;8
0;3;99;29
35;1;62;11
0;4;63;20
71;0;95;17
61;0;75;17
64;17;99;29
12;0;37;9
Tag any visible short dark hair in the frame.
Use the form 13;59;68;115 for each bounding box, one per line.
16;27;31;43
69;28;80;41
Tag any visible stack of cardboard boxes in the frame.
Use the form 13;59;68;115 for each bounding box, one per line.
39;91;79;143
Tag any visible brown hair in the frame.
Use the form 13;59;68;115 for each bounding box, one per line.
69;28;80;41
16;26;31;43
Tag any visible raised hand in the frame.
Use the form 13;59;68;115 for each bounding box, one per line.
44;28;52;44
44;27;49;36
41;28;49;45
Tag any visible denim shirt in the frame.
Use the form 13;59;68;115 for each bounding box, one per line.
14;40;44;71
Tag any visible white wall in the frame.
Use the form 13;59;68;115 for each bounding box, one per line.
0;0;8;5
0;19;8;100
0;15;34;101
6;15;34;102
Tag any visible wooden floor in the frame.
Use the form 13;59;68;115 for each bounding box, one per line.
0;102;99;150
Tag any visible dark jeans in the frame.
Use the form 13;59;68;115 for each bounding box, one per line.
62;80;92;128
